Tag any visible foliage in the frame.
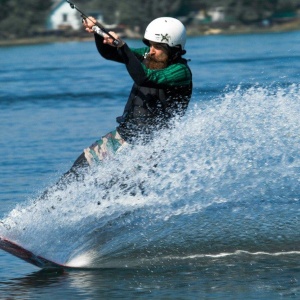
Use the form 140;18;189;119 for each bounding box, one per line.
81;0;182;31
0;0;52;38
0;0;300;39
225;0;300;23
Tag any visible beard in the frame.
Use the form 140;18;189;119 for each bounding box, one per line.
144;53;169;70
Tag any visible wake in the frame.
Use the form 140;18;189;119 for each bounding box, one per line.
1;84;300;268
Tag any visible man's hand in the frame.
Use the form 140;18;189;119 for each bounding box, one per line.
82;17;96;33
103;31;124;47
82;17;124;47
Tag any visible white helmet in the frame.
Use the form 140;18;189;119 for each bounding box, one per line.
143;17;186;50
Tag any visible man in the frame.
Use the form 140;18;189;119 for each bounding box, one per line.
59;17;193;186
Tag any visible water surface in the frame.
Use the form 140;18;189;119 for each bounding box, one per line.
0;31;300;299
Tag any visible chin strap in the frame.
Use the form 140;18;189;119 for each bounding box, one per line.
168;47;186;63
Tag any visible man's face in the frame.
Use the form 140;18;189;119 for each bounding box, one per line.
144;42;169;69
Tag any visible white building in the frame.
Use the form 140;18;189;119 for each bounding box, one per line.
207;7;226;22
47;0;103;30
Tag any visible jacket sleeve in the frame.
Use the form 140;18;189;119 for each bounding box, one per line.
94;34;125;63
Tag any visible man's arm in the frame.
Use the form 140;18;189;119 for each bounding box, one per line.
94;34;125;63
82;16;125;63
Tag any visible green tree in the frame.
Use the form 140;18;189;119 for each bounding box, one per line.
1;0;300;40
89;0;183;30
0;0;52;38
227;0;300;24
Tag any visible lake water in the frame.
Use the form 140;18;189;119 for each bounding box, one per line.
0;31;300;299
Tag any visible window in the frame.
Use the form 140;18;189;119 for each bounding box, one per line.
62;13;68;22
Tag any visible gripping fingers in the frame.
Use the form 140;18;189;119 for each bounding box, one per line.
92;26;105;37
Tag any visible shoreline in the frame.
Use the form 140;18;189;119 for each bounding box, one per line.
0;35;96;47
1;21;300;47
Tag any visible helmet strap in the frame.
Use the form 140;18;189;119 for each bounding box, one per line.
167;46;185;63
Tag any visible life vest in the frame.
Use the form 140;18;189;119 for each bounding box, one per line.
117;76;192;143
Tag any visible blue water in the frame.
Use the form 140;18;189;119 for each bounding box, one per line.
0;31;300;299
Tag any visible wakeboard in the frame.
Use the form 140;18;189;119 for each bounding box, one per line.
0;236;68;269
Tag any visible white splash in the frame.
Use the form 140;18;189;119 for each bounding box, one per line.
1;84;300;267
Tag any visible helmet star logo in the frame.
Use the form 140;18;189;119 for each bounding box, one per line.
160;34;170;43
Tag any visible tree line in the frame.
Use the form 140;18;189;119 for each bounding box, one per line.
0;0;299;39
0;0;52;38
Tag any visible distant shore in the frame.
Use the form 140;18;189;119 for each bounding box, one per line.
0;35;94;47
1;20;300;47
186;18;300;36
